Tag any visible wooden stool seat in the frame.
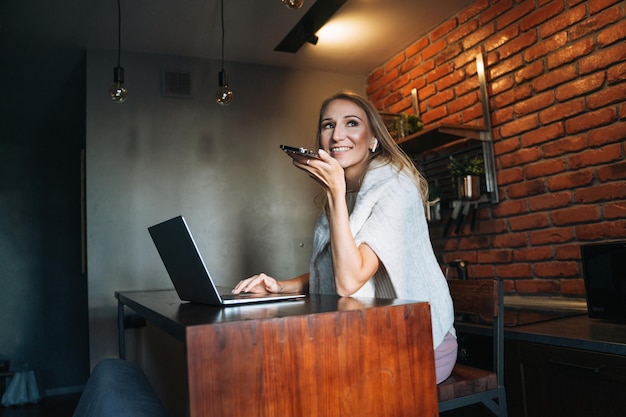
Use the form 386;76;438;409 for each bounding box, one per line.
438;364;497;402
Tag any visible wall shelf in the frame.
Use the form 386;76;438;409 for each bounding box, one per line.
396;54;499;205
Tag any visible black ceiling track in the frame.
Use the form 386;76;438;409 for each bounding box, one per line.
275;0;348;53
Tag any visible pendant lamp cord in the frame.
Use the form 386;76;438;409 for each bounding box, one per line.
220;0;225;71
116;0;122;67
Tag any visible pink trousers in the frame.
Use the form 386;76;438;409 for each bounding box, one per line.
435;332;458;384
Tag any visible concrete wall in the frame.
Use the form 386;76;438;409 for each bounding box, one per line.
86;49;365;365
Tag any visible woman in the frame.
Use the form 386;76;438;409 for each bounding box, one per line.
233;91;457;383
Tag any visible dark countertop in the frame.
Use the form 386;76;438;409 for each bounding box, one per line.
456;295;626;356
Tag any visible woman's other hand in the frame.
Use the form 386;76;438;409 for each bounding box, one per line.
232;273;282;294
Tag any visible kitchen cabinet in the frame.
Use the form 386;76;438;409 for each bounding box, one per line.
506;341;626;417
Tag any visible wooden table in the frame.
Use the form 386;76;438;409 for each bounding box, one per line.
116;290;439;417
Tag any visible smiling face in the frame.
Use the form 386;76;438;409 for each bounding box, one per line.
319;98;377;186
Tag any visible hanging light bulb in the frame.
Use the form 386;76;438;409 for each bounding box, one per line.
281;0;304;9
215;0;233;106
216;69;233;106
109;66;128;102
109;0;127;103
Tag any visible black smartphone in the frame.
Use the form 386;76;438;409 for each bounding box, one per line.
279;145;320;160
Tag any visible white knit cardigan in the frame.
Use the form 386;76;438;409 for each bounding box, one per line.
309;161;456;348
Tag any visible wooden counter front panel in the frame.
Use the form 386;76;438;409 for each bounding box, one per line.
185;302;438;417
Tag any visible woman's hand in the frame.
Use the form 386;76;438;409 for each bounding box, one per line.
293;149;346;196
232;273;282;294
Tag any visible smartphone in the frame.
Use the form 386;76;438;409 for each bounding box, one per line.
279;145;320;160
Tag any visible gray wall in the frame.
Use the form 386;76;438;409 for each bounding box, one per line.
86;49;365;365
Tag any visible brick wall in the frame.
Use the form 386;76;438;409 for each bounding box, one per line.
367;0;626;297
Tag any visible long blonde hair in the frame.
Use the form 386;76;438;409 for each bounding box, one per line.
315;91;429;205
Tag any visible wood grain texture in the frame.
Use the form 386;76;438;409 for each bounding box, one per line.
185;301;438;417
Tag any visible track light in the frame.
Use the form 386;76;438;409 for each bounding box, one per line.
282;0;304;9
215;0;233;106
109;0;127;103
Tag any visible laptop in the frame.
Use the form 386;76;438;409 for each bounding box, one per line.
148;215;307;306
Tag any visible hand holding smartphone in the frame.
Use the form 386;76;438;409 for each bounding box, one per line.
279;145;320;162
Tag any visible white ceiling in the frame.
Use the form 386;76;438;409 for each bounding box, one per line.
5;0;473;75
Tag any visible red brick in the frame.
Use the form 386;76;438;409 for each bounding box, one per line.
448;19;480;44
571;143;623;168
576;219;626;239
524;32;568;63
496;0;536;30
570;5;623;40
548;169;594;191
493;84;533;109
495;265;532;280
435;44;464;66
588;0;624;14
421;105;448;124
499;147;542;168
490;54;525;79
551;205;601;225
575;182;626;203
531;63;578;92
597;160;626;181
405;37;430;58
542;133;587;157
499;30;538;61
507;178;547;198
539;98;586;125
492;106;515;128
477;249;514;264
579;42;626;75
418;83;436;102
588;83;626;110
509;213;551;231
484;25;519;53
523;158;567;179
515;278;560;294
528;191;572;211
597;17;626;47
491;75;515;95
522;123;565;148
555;72;606;102
565;107;617;134
432;18;459;41
514;91;556;117
426;62;454;84
529;227;576;245
607;62;626;84
513;246;554;262
408;58;435;78
461;103;485;124
522;1;565;31
514;60;544;84
458;0;490;24
449;91;480;114
534;261;579;278
422;38;448;61
561;279;585;296
428;89;454;108
462;23;496;50
588;122;626;147
539;3;587;38
604;201;626;219
555;243;582;260
499;114;539;138
547;36;595;70
384;53;406;73
492;198;528;217
497;166;524;185
491;232;529;248
436;69;466;92
453;76;479;97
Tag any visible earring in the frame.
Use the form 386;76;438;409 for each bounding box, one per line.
371;138;378;153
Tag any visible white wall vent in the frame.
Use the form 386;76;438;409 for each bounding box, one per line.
162;70;192;98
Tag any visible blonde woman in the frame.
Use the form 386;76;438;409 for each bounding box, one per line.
234;91;457;383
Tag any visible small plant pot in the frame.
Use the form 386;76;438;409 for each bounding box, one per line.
457;175;481;200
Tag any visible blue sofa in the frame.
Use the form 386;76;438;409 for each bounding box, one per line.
72;359;169;417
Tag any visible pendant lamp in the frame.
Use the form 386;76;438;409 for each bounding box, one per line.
109;0;128;103
215;0;233;106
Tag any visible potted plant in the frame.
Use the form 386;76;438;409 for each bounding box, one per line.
448;155;485;200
